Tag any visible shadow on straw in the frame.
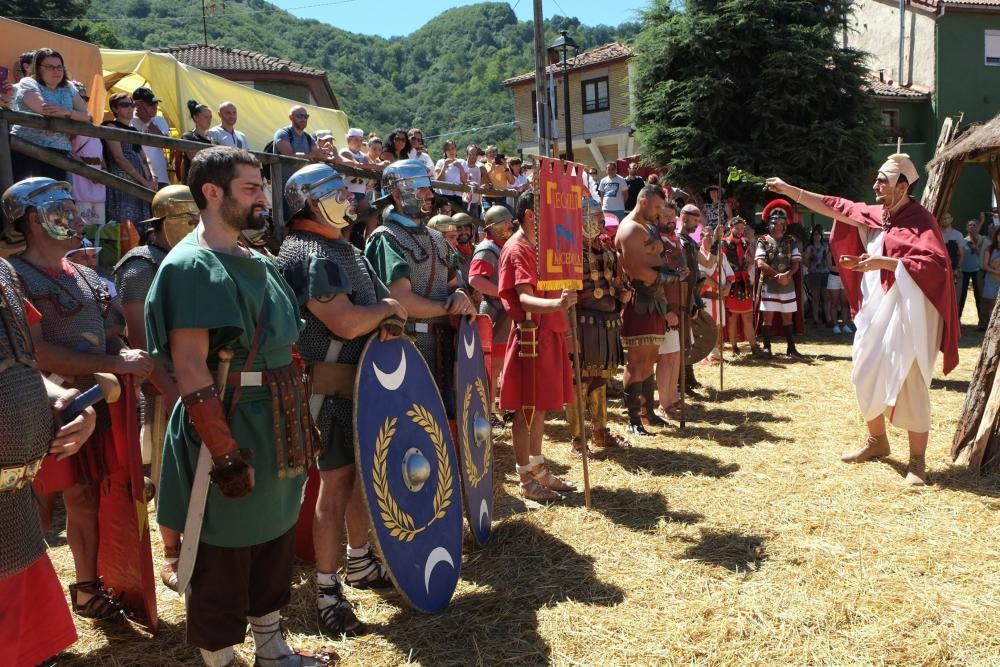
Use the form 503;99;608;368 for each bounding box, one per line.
589;486;703;532
606;447;740;478
679;528;768;574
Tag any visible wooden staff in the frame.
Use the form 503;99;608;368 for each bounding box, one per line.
678;278;688;430
718;244;726;394
568;305;592;509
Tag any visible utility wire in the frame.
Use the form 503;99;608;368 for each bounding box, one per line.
7;0;363;22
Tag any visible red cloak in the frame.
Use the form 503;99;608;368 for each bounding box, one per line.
825;196;959;375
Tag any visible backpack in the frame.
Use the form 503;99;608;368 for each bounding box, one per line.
262;139;276;180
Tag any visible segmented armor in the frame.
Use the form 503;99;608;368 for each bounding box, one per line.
576;243;623;377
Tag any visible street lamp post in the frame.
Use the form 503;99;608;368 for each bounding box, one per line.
549;29;578;162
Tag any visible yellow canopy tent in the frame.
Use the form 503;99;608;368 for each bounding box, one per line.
0;18;107;120
99;49;349;151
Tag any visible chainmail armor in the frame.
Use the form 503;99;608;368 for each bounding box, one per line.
276;232;380;450
10;257;108;355
0;259;53;578
368;220;452;387
113;244;167;305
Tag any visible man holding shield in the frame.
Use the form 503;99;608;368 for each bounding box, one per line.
277;164;406;637
765;153;959;485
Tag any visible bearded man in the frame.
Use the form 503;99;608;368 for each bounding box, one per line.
755;199;803;358
145;147;331;666
616;184;686;435
766;153;959;485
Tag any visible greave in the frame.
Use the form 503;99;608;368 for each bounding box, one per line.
589;385;608;432
624;382;643;425
565;394;583;438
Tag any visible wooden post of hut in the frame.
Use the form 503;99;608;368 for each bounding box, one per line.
928;113;1000;471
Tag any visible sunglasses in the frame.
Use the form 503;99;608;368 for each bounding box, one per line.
293;113;309;119
394;136;407;142
115;101;134;108
411;136;423;142
40;64;65;72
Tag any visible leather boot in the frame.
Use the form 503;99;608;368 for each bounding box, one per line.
642;377;666;426
623;382;649;435
684;364;701;396
905;454;927;486
760;327;772;355
784;324;803;358
840;433;890;463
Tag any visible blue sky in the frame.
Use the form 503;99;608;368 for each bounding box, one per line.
268;0;649;38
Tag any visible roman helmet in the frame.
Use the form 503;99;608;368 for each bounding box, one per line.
1;177;86;243
426;214;459;234
482;206;513;242
379;159;433;219
581;197;605;241
285;163;354;230
762;198;794;234
451;211;477;244
143;184;199;248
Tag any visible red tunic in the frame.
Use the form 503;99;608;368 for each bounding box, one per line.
0;555;78;667
825;196;960;375
497;238;574;411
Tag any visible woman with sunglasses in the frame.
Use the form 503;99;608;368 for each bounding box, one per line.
176;99;216;183
385;128;411;161
9;47;92;182
102;93;154;226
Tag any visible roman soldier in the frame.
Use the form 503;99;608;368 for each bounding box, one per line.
365;159;476;410
468;205;515;413
113;185;197;591
655;202;687;421
276;163;404;637
617;185;685;435
145;147;332;666
565;198;630;455
720;217;766;357
7;178;152;622
678;204;706;396
755;198;803;357
451;211;478;284
0;207;98;666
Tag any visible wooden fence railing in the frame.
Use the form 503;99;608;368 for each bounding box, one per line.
0;108;517;230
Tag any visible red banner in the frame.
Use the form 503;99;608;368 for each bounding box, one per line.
535;157;584;291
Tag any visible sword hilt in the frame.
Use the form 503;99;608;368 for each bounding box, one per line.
215;348;234;396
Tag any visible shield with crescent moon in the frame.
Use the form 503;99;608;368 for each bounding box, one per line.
354;336;464;613
455;317;494;546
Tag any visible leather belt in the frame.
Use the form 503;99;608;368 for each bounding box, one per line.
0;456;44;492
226;370;265;387
308;361;357;400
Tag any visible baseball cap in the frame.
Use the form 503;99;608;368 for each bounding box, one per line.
132;86;161;104
346;128;365;139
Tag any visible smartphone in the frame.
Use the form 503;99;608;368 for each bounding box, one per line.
0;66;8;85
495;154;504;165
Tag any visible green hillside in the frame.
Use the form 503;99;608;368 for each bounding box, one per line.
82;1;639;153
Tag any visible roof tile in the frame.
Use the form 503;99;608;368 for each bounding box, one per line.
152;44;327;77
503;42;633;86
865;74;931;99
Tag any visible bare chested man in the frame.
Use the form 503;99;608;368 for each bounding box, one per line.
615;185;687;435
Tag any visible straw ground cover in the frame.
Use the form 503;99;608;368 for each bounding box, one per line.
48;309;1000;666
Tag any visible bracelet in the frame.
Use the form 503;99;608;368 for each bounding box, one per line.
798;187;804;202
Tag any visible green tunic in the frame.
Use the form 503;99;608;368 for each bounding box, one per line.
364;232;411;285
144;233;305;548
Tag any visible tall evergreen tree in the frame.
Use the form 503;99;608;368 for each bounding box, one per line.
633;0;880;196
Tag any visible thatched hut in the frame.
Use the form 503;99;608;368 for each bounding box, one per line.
939;113;1000;471
923;113;1000;221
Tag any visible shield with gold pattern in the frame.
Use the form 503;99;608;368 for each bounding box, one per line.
354;336;463;613
455;317;494;546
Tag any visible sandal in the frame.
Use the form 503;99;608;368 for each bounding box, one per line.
69;578;130;622
161;544;179;592
531;464;576;492
255;647;340;666
519;478;561;502
570;436;592;459
592;427;631;449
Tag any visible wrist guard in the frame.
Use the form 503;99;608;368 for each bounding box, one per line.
182;385;238;460
209;449;255;499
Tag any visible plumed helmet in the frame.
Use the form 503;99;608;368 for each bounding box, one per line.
2;177;79;244
427;214;458;233
145;185;198;248
762;198;794;230
285;163;350;219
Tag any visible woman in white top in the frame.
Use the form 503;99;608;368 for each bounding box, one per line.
434;140;467;209
462;144;486;220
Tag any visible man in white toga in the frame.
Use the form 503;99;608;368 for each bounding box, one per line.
765;154;959;485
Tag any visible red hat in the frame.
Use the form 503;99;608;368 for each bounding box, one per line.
762;198;795;225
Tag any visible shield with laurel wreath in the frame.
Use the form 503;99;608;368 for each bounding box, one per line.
354;336;464;613
454;317;494;547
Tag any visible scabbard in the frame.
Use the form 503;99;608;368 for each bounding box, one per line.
517;317;538;426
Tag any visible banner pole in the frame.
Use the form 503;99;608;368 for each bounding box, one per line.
717;172;725;395
568;304;592;508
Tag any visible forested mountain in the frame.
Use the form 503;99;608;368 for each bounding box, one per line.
78;1;640;152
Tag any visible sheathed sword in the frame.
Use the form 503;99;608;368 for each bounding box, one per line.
175;348;234;596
